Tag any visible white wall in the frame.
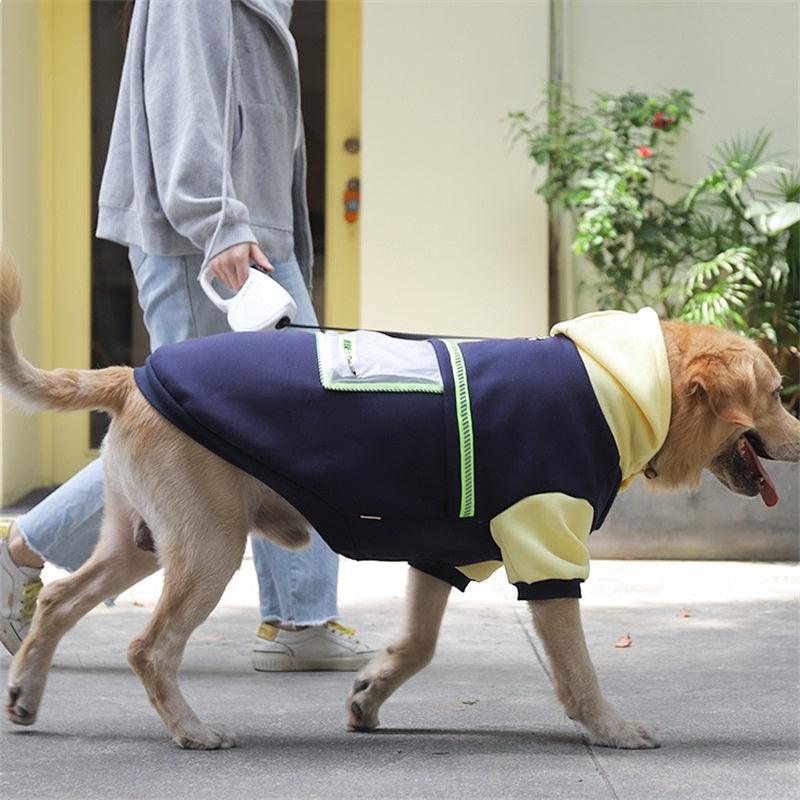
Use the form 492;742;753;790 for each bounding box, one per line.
360;0;550;338
565;0;800;311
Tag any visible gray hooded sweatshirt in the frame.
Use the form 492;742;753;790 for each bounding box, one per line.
97;0;313;283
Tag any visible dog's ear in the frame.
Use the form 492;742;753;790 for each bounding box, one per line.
687;352;756;429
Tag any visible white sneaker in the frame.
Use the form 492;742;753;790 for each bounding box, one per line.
0;519;43;656
252;621;376;672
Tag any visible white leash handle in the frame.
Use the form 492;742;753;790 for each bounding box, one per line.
198;263;298;332
198;264;233;313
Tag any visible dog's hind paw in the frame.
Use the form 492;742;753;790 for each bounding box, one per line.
587;717;661;749
174;721;237;750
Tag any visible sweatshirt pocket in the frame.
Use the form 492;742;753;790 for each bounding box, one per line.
230;101;294;233
315;331;444;393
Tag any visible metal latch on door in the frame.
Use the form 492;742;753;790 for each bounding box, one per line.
343;136;360;224
344;178;360;223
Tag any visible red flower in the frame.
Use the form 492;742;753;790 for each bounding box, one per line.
637;146;653;158
652;111;674;129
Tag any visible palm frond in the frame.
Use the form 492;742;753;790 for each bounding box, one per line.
763;169;800;203
683;247;760;294
711;130;772;172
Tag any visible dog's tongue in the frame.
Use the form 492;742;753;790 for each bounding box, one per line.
739;437;779;507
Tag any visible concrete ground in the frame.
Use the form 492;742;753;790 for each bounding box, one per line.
1;555;798;800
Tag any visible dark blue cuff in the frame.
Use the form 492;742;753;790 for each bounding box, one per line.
515;579;583;601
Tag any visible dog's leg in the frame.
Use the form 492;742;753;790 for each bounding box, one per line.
126;526;247;750
5;489;158;726
529;598;659;749
346;567;450;731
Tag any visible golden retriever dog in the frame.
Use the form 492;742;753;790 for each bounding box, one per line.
1;250;798;750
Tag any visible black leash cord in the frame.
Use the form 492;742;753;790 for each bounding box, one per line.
251;264;499;340
283;322;499;341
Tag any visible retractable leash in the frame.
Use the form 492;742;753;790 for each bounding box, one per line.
200;264;499;341
198;16;480;341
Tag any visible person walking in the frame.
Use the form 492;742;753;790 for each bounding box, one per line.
0;0;373;671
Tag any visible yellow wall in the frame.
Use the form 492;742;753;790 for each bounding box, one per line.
1;0;45;504
360;0;549;338
0;0;91;505
325;0;362;328
2;0;355;504
42;0;92;485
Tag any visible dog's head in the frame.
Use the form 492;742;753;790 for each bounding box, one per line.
651;321;799;504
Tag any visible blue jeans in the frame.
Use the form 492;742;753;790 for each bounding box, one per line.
17;248;339;625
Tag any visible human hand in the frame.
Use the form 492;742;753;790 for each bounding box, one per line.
209;242;273;291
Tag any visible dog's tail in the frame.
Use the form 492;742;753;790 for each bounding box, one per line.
1;248;133;415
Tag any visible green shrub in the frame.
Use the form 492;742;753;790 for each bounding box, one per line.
511;88;799;411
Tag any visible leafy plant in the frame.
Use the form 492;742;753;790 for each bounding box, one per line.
679;142;799;405
510;89;799;411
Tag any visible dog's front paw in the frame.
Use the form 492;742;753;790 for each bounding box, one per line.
5;684;39;726
346;678;381;731
173;721;237;750
586;716;661;749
